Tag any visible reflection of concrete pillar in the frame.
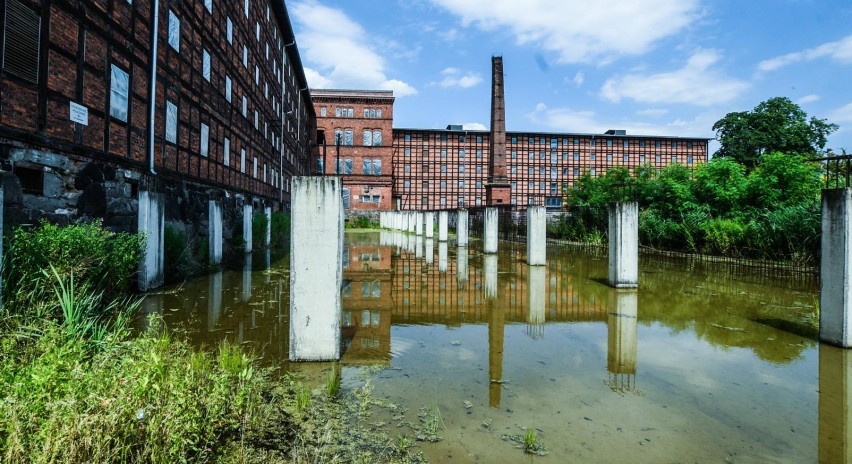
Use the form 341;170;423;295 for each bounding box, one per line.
426;239;434;265
488;298;505;408
137;190;164;291
425;212;435;239
484;254;498;299
290;177;343;361
821;189;852;347
264;206;272;248
264;249;271;282
438;211;449;242
242;253;253;302
457;246;468;284
243;202;253;253
439;242;448;273
208;271;223;331
457;209;469;247
820;344;852;463
526;206;547;266
484;207;499;254
607;290;638;375
209;200;223;265
415;212;424;236
406;234;416;254
415;236;423;259
528;266;546;327
608;202;638;288
139;294;163;331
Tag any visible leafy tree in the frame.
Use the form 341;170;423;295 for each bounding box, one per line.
692;157;747;216
744;152;822;209
712;97;838;166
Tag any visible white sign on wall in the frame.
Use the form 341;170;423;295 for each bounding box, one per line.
69;101;88;126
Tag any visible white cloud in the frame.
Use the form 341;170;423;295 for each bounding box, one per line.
797;94;820;105
430;0;701;63
637;108;669;117
291;1;417;96
828;102;852;123
463;122;487;131
600;50;749;106
758;35;852;72
572;71;585;87
439;67;483;88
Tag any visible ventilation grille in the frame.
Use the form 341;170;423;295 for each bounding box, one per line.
3;0;41;84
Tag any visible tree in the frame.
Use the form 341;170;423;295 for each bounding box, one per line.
712;97;838;167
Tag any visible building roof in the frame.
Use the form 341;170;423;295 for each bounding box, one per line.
393;127;713;141
311;89;395;100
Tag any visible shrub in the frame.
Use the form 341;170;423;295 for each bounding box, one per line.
269;211;291;249
252;213;270;249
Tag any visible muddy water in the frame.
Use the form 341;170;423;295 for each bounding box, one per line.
142;231;841;463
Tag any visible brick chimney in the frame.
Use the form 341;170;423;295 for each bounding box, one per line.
486;56;511;206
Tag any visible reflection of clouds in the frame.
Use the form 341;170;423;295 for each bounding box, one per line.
390;337;415;358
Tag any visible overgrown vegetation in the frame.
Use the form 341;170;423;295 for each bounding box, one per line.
346;215;380;229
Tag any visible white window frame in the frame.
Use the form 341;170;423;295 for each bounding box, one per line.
109;64;129;122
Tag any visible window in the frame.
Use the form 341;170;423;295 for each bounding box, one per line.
202;49;211;81
550;153;557;164
511;182;517;190
550;168;556;179
528;137;534;144
477;135;483;143
320;106;327;117
528;181;533;189
459;149;465;157
344;130;353;146
224;138;230;166
440;197;446;206
404;148;411;157
458;180;465;188
688;141;694;149
511;136;518;144
240;149;246;173
590;167;596;176
551;138;558;149
204;0;212;13
227;18;233;44
687;155;694;164
404;133;411;142
441;165;447;173
165;100;178;143
109;65;129;122
546;197;562;208
200;123;209;156
373;130;382;146
342;189;350;208
550;183;558;195
333;128;343;144
459;165;465;173
477;150;483;158
3;0;41;83
168;11;180;51
459;134;465;142
476;181;482;188
590;153;596;161
363;130;372;146
476;165;483;174
672;141;678;149
253;157;258;177
573;167;580;176
640;155;645;163
225;76;232;102
528;167;533;175
655;155;661;163
624;140;629;148
440;180;447;189
244;0;249;16
607;139;613;147
458;196;465;205
404;180;410;188
656;140;661;148
606;154;613;162
441;150;447;158
404;164;411;173
242;46;248;67
363;159;372;174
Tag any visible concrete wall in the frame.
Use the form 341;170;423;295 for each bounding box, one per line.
526;206;546;265
208;201;223;265
243;204;254;253
137;190;164;291
438;211;449;241
289;177;343;361
608;202;639;288
821;188;852;347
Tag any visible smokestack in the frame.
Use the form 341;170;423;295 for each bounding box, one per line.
486;56;511;206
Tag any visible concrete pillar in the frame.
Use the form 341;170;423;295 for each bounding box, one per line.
425;239;434;265
243;203;253;253
457;209;469;247
425;212;435;238
415;212;424;236
526;206;547;266
528;266;546;330
820;344;852;463
607;290;638;377
457;246;468;284
208;271;223;331
290;177;344;361
484;207;499;254
408;212;417;234
241;253;252;302
484;254;498;299
438;242;448;273
608;202;639;288
822;188;852;347
438;211;449;242
264;206;272;248
137;190;164;291
208;200;223;265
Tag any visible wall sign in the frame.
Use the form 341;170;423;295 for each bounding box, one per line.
70;101;88;126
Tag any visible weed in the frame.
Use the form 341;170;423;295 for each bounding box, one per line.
326;367;341;399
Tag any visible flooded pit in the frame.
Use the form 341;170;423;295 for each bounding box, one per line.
142;230;839;463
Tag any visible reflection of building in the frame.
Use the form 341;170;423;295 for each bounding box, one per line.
819;344;852;463
606;290;639;394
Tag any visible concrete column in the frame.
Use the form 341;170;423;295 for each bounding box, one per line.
425;239;434;265
526;206;547;266
425;212;435;238
415;212;424;236
528;266;546;329
820;344;852;463
608;202;639;288
408;212;417;234
208;200;223;265
438;211;449;242
822;188;852;347
484;254;498;299
484;207;499;254
290;177;343;361
264;206;272;248
208;271;223;331
457;209;469;247
243;203;253;253
607;290;638;376
438;242;448;273
457;246;468;284
137;190;164;291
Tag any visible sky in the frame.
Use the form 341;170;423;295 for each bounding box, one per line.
289;0;852;154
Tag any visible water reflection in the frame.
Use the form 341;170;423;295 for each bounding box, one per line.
484;255;498;299
438;242;448;273
425;239;434;265
488;298;505;408
820;344;852;464
242;254;252;302
457;246;468;285
606;289;638;394
527;266;546;339
208;271;223;331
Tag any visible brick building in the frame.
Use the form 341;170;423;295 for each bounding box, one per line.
0;0;313;232
311;89;395;211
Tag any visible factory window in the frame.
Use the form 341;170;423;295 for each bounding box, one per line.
203;50;211;81
458;197;465;206
373;130;382;146
511;182;517;190
440;197;446;206
477;150;483;158
551;138;557;149
225;76;232;102
550;153;557;164
688;141;694;149
404;133;411;142
573;167;580;176
459;149;465;157
3;0;40;83
165;100;178;144
441;180;447;189
404;180;410;188
204;0;212;13
109;64;129;122
344;129;354;146
477;135;483;143
476;181;482;188
168;11;180;51
528;137;534;144
459;165;465;173
227;17;233;44
590;168;596;176
528;167;533;175
14;166;43;195
441;150;447;158
342;189;350;208
672;141;678;149
623;140;629;148
476;165;483;174
459;180;465;188
640;139;646;148
363;130;373;146
459;134;465;142
656;140;662;148
573;153;579;161
404;148;411;157
590;153;596;161
550;168;556;179
607;139;613;147
320;106;326;117
607;154;613;162
511;136;517;144
242;46;248;67
688;155;694;164
200;123;209;157
640;155;646;163
224;138;230;167
590;139;596;147
404;164;411;173
441;165;447;173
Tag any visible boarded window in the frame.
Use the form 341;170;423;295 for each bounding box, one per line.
363;130;372;146
372;159;382;175
109;65;129;122
200;123;209;156
165;100;178;143
202;49;211;81
3;0;40;83
168;11;180;51
224;138;230;166
373;130;382;146
342;188;350;209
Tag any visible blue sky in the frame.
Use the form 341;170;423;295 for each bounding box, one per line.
290;0;852;154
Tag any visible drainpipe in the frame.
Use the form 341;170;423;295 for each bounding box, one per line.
146;0;160;175
297;86;308;169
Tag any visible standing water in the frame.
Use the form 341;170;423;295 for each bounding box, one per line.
144;230;839;463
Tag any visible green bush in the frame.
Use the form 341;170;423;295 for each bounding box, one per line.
252;213;270;249
270;211;291;249
346;215;379;229
701;217;747;255
3;220;142;314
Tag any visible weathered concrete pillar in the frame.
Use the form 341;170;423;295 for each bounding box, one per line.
528;266;546;329
425;212;435;238
438;211;449;242
290;177;343;361
137;190;164;291
457;246;468;284
820;344;852;463
380;212;386;229
438;242;448;273
415;212;424;236
608;202;638;288
484;207;499;254
607;289;638;376
822;188;852;347
425;239;434;265
208;200;223;265
484;254;498;299
264;206;272;248
526;206;547;266
457;209;469;247
243;202;253;253
241;253;252;302
208;271;223;331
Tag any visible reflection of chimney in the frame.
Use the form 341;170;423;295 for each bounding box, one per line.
486;56;511;206
488;298;505;408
